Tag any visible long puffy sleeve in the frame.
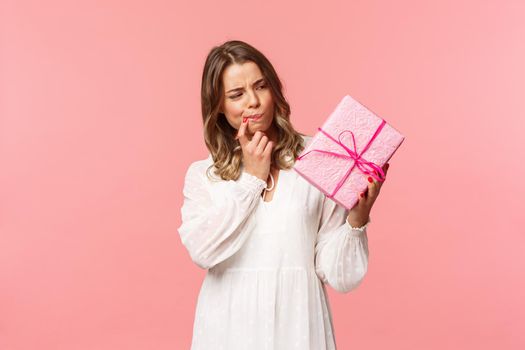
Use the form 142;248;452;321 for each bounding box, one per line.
177;162;267;269
314;195;370;293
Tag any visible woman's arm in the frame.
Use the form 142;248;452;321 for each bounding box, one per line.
177;162;266;269
314;195;370;293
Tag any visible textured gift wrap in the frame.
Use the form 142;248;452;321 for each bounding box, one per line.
293;94;405;210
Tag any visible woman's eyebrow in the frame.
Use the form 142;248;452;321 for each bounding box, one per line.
226;78;265;93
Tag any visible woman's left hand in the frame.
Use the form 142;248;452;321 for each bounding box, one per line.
346;162;390;227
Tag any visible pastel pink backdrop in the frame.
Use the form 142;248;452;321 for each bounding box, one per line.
1;0;524;349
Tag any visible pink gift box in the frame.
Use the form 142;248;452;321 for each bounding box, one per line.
293;95;405;210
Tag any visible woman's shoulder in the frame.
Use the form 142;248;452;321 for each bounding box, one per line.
185;155;214;178
301;134;313;141
300;133;314;147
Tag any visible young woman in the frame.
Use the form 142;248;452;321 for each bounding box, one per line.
177;40;389;349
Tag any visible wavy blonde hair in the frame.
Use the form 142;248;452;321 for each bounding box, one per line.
201;40;306;181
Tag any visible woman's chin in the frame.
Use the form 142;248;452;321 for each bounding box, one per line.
249;122;270;132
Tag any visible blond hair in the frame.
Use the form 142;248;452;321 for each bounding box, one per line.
201;40;306;181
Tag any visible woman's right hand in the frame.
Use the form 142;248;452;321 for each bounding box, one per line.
235;117;273;182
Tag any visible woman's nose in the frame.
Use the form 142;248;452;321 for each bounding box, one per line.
246;90;260;107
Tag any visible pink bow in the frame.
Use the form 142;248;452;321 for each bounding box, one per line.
296;120;387;198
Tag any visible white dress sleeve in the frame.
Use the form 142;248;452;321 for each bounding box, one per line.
314;195;370;293
177;162;267;270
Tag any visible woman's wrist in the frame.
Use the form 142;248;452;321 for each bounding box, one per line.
346;215;371;229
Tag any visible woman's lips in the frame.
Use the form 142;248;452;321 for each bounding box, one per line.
247;114;263;121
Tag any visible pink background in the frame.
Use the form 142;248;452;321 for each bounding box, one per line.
1;0;524;349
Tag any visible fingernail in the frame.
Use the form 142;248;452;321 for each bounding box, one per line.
243;117;248;123
367;177;373;183
360;192;364;198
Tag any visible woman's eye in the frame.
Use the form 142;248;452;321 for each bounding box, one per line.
229;85;266;99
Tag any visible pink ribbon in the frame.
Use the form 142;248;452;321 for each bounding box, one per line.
296;120;387;198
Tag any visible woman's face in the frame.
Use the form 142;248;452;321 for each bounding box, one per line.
220;61;275;137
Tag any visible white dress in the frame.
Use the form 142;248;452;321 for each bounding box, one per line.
177;135;370;350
